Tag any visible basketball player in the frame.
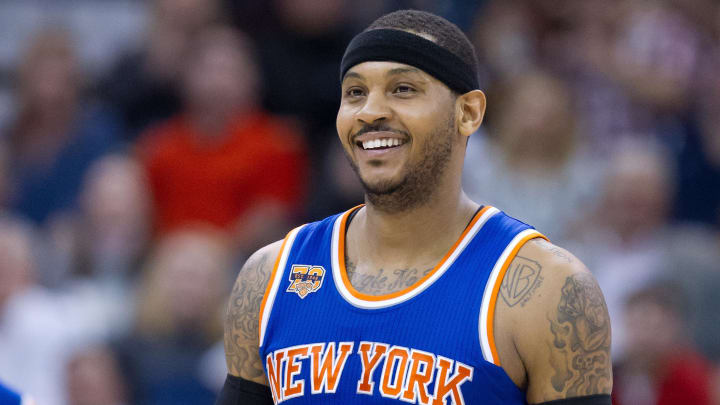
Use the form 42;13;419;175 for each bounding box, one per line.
217;9;611;405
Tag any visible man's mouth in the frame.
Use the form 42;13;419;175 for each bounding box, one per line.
357;138;408;150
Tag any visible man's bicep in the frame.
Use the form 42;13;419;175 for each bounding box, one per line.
519;256;612;403
224;241;282;383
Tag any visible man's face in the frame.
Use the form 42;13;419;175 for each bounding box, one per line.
336;61;458;210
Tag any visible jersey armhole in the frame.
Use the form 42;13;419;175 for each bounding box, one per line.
258;225;305;347
478;231;548;366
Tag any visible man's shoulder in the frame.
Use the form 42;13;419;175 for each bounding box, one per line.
516;238;587;276
503;238;597;320
243;239;286;276
502;238;612;402
230;239;286;308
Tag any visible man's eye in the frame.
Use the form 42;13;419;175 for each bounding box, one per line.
345;88;364;97
393;85;415;94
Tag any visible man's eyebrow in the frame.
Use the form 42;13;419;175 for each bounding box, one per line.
342;71;363;82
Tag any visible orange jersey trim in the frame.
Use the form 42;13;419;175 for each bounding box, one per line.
258;231;294;341
338;205;493;302
486;231;548;366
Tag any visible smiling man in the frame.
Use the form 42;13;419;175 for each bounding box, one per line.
217;9;611;405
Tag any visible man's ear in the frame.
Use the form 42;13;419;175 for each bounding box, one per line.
456;90;486;137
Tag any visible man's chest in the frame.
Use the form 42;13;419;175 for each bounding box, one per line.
344;257;434;296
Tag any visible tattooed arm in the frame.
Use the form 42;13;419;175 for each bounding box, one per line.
494;239;612;404
224;241;283;383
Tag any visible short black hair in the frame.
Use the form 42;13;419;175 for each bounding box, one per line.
365;10;478;84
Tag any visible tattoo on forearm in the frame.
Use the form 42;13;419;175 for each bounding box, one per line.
224;253;269;379
346;257;432;295
548;273;611;396
500;255;543;307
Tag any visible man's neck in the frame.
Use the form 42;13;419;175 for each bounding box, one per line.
348;187;479;272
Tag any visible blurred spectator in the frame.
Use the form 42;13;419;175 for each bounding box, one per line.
577;0;703;154
6;26;121;227
0;216;34;322
714;368;720;405
673;47;720;228
117;228;231;405
0;144;9;211
612;0;701;115
74;154;151;280
662;225;720;363
463;70;603;241
0;216;103;405
137;26;307;254
258;0;353;158
256;0;369;223
0;380;35;405
66;345;128;405
100;0;221;139
306;141;364;220
567;139;677;359
471;0;536;82
0;216;52;401
553;0;637;156
37;154;152;334
223;1;276;37
438;0;486;32
612;282;713;405
48;154;151;283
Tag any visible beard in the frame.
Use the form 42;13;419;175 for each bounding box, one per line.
346;112;456;214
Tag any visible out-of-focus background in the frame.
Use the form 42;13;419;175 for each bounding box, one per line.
0;0;718;404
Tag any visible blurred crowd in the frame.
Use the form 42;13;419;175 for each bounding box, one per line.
0;0;718;404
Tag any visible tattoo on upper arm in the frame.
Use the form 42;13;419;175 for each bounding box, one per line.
548;273;611;396
224;253;270;379
500;256;543;307
536;240;574;263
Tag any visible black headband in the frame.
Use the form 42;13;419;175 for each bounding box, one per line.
340;28;479;94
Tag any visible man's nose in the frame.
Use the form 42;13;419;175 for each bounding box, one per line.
356;90;392;125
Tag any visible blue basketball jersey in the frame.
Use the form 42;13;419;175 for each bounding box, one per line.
258;205;546;404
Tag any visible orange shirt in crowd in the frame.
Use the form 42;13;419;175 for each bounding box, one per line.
138;112;307;234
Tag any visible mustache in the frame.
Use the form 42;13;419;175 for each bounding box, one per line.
352;124;409;140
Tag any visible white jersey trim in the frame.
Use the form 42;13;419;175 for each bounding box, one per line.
332;206;500;309
478;228;545;365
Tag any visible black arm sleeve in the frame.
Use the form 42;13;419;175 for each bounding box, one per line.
535;394;611;405
215;374;274;405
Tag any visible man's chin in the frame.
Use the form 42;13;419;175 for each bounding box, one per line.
359;176;405;196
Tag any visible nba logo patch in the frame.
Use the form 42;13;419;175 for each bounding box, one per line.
286;265;326;299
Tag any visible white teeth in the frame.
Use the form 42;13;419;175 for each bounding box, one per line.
361;138;404;150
